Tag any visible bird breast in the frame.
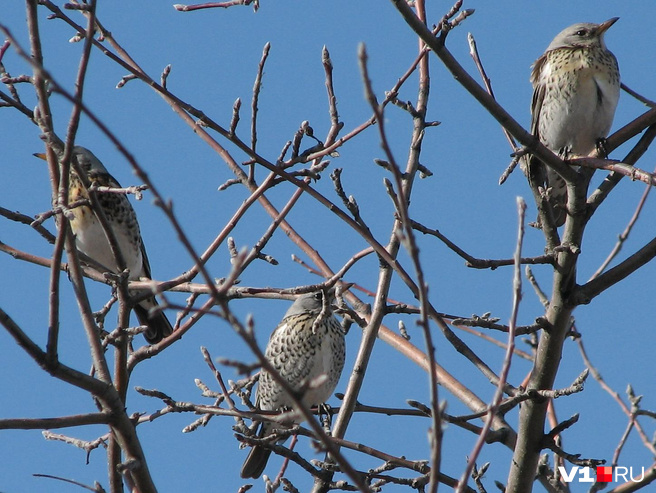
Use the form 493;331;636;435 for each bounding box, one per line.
258;314;345;414
68;198;145;278
538;49;619;156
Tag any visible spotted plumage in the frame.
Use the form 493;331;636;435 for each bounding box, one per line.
240;291;346;479
527;19;620;226
44;146;172;344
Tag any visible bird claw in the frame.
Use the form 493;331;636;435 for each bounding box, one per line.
318;403;333;431
595;137;610;158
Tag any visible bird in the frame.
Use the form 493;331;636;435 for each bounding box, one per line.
240;291;346;479
527;18;620;226
36;146;173;344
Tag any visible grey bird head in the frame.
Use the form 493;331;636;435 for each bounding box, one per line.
546;18;618;52
34;145;110;177
70;146;111;177
283;291;333;319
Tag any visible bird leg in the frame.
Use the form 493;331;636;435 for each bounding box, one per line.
595;137;610;158
557;146;573;162
318;403;334;432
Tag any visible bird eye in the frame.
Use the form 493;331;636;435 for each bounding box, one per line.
313;292;323;301
575;29;587;36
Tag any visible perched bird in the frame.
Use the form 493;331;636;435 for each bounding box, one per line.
241;291;346;479
36;146;173;344
528;18;620;226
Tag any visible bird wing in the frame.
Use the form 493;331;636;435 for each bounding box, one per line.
525;54;549;190
529;85;544;139
139;241;152;279
527;55;568;227
98;169;152;279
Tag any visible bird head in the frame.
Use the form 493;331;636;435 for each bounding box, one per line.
546;18;618;51
284;290;335;319
34;145;110;178
69;146;110;177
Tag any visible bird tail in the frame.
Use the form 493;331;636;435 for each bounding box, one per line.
525;155;567;227
240;444;272;479
546;167;567;227
241;421;276;479
134;297;173;344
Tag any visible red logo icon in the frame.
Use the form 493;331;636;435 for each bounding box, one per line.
597;466;613;483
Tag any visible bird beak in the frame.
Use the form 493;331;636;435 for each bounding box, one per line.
597;17;619;35
33;152;47;161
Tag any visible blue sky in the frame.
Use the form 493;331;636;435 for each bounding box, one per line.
1;1;656;492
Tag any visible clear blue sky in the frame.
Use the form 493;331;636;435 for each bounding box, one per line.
1;2;655;492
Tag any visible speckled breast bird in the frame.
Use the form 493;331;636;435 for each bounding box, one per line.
240;291;346;479
37;146;172;344
528;18;620;226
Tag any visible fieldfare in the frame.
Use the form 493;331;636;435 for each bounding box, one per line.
528;18;620;226
240;291;346;479
37;146;173;344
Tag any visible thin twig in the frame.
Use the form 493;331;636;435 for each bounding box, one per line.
456;198;526;493
589;161;656;280
466;31;521;185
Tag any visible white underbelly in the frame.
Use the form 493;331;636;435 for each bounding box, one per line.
70;209;143;278
301;336;339;406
